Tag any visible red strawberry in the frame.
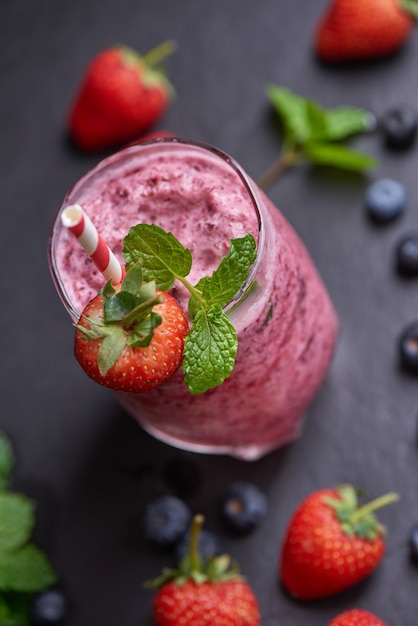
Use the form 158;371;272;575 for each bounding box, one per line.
328;608;387;626
279;484;398;600
148;514;260;626
68;41;176;152
315;0;416;62
74;264;188;392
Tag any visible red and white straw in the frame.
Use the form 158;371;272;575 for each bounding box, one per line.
61;204;125;285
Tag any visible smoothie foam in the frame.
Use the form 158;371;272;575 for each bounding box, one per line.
50;139;338;460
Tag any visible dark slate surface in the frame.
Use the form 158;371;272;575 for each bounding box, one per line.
1;1;417;624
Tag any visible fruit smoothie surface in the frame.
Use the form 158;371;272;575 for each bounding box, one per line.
50;139;338;460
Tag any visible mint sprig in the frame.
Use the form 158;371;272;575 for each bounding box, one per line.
257;85;377;189
0;431;57;623
122;224;257;394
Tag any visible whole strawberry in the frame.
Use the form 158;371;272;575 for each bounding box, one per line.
68;41;176;152
279;484;398;600
148;514;260;626
74;262;188;392
328;608;388;626
315;0;417;62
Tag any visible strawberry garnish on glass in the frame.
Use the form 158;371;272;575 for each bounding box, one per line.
74;276;188;393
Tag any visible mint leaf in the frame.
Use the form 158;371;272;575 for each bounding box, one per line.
266;85;312;145
0;493;35;553
0;434;13;491
320;107;372;141
123;224;192;290
260;85;377;189
304;143;377;171
189;234;257;317
0;544;57;593
266;85;372;145
183;305;237;394
0;593;30;626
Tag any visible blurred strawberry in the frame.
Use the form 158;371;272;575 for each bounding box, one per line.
279;484;398;600
68;41;176;152
328;608;387;626
315;0;417;62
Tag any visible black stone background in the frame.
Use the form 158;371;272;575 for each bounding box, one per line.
1;1;417;624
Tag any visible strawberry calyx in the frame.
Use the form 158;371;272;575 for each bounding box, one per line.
323;485;399;541
145;514;242;589
121;40;177;93
75;261;164;375
401;0;418;20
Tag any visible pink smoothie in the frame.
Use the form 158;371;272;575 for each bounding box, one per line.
49;139;338;460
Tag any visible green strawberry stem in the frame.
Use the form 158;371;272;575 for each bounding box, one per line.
144;513;241;589
142;40;177;68
324;485;399;541
348;492;399;524
123;293;163;328
188;514;205;573
401;0;418;20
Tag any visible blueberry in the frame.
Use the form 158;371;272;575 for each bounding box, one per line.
381;105;418;150
175;528;222;562
365;178;407;223
220;482;267;534
162;457;202;498
399;322;418;375
409;523;418;563
30;589;68;625
143;495;192;548
396;233;418;277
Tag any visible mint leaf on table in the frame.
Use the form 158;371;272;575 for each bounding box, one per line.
0;430;59;622
0;593;30;626
0;433;13;491
304;143;377;171
122;226;256;393
258;85;377;189
0;544;57;593
0;493;35;553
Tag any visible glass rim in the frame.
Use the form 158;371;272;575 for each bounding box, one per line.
48;136;266;320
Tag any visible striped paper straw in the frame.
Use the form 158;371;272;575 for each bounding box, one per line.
61;204;125;285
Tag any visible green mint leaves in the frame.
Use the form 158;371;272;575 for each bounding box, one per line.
123;224;257;394
258;85;377;189
0;431;57;624
183;306;238;394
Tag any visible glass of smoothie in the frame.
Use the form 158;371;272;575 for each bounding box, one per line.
48;137;338;460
